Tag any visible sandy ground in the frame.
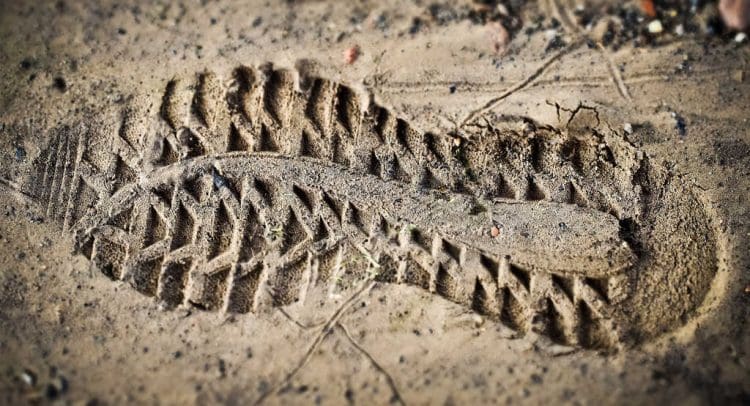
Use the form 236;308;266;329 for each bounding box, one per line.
0;1;749;405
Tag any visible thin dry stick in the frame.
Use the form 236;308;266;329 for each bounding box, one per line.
549;0;631;102
548;0;579;34
255;280;377;405
337;322;406;406
277;306;327;330
459;41;583;128
375;64;725;94
597;43;632;101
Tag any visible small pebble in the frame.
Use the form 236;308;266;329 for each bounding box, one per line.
735;32;747;43
343;45;360;65
490;226;500;237
20;369;36;386
14;146;26;161
489;22;510;54
211;168;228;190
648;20;663;34
641;0;657;18
623;123;633;134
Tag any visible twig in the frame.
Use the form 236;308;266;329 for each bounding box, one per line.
597;43;632;101
548;0;631;102
254;280;377;405
459;41;582;128
337;322;406;405
277;306;327;330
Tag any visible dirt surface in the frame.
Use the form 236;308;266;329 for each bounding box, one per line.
0;0;749;405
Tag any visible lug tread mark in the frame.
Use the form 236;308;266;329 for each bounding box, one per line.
22;63;719;351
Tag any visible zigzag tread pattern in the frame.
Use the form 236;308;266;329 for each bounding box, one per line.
77;163;623;349
29;64;653;350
